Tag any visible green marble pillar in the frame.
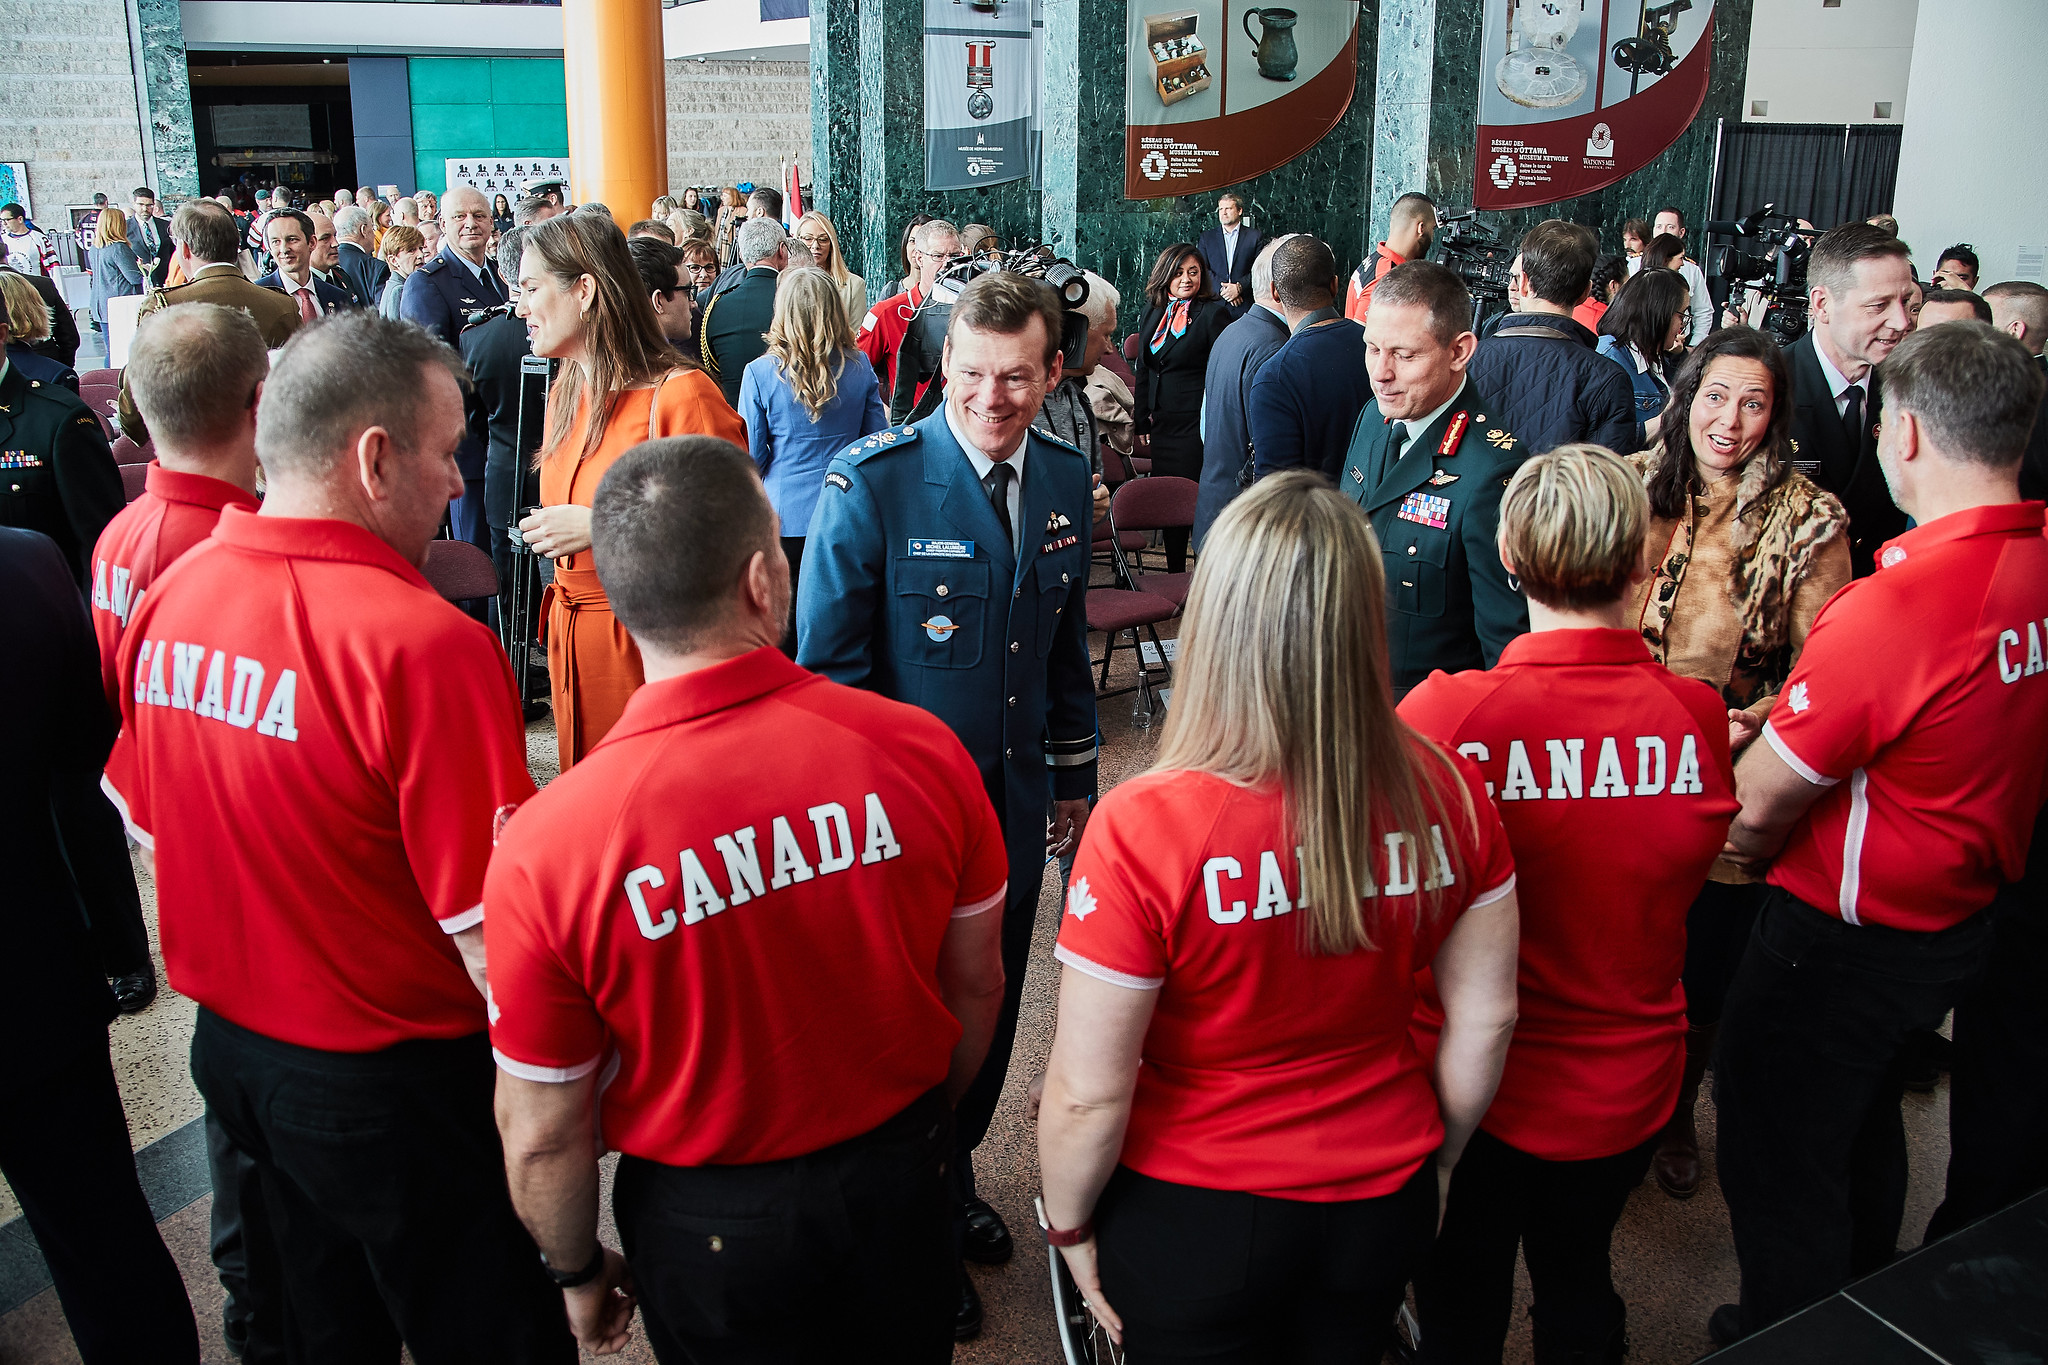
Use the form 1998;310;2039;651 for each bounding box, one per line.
810;0;862;257
132;0;199;199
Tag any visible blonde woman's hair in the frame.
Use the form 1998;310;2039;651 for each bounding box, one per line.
1153;471;1470;955
94;206;130;248
1497;443;1649;610
0;270;53;342
795;211;849;288
524;211;692;469
764;267;859;422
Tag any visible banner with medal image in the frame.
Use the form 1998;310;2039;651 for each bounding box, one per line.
1474;0;1714;211
1122;0;1357;201
924;0;1038;191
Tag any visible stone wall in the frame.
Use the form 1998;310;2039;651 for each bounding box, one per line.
666;59;812;197
1;0;148;214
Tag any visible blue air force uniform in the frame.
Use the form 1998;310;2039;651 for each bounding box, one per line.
1337;379;1530;693
402;244;505;560
797;408;1098;1162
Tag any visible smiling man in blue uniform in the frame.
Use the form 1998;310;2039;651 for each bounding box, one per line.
797;269;1099;1341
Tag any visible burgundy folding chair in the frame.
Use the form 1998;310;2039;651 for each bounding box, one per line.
1085;580;1177;719
78;368;119;390
119;463;149;503
111;434;152;465
1120;333;1141;367
419;540;500;604
1109;475;1199;607
1090;492;1148;582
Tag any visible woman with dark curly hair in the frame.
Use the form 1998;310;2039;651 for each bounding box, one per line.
1623;325;1851;1200
1132;242;1232;570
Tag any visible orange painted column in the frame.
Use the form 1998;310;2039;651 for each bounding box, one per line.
561;0;668;216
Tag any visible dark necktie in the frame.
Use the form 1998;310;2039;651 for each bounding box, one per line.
982;461;1015;550
1384;422;1409;479
1841;383;1865;452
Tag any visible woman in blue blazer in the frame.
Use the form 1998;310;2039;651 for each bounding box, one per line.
88;208;145;336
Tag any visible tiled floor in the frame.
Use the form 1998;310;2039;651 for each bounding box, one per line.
0;612;1957;1365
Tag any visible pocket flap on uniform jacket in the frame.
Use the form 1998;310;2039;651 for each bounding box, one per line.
894;559;991;602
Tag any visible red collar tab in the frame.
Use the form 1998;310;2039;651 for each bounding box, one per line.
1438;410;1471;458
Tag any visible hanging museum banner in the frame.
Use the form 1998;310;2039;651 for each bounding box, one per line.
1474;0;1716;211
1121;0;1358;200
924;0;1037;191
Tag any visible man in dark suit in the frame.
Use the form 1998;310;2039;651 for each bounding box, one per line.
1784;223;1916;578
1195;235;1289;547
1197;191;1264;316
330;203;389;311
1249;234;1372;482
461;228;536;617
0;526;201;1364
256;210;355;319
702;216;786;407
1336;261;1528;693
1985;280;2048;499
127;186;172;288
403;185;506;559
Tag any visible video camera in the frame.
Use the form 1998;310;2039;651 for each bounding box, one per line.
889;246;1094;424
1431;210;1515;328
1705;204;1815;345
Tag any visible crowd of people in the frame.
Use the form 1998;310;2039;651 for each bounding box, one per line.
1;166;2046;1365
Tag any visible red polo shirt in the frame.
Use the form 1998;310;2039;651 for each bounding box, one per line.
855;286;924;401
1763;501;2048;932
1053;750;1514;1201
1400;629;1738;1160
89;463;259;710
1344;243;1407;323
484;647;1007;1167
101;507;534;1052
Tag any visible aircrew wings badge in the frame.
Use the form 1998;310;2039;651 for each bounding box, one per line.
1427;470;1459;486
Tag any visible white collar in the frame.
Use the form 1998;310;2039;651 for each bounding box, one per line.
1812;334;1864;399
945;401;1030;478
1222;223;1239;237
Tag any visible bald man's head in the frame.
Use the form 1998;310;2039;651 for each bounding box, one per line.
441;186;494;265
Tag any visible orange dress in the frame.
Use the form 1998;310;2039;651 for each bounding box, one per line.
538;370;747;769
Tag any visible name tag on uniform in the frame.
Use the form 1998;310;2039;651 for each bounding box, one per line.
1793;459;1821;476
909;538;975;559
1397;491;1451;529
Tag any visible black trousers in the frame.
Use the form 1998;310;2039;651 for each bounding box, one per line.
1928;809;2048;1241
189;1009;575;1365
1715;889;1992;1331
778;535;804;657
952;857;1047;1170
1681;880;1765;1030
614;1087;955;1364
1416;1129;1657;1364
0;1034;199;1364
1095;1161;1437;1364
49;770;152;977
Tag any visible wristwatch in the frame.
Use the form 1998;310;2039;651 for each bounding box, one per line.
541;1244;606;1288
1035;1195;1094;1247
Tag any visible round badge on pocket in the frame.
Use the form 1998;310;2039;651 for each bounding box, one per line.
923;615;958;642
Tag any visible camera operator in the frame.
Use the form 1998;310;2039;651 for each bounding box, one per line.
1346;191;1435;322
1470;220;1639;455
1784;223;1916;577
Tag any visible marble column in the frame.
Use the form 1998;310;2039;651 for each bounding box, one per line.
809;0;862;261
129;0;198;198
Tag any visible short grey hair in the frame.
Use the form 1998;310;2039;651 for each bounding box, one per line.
256;312;470;480
913;219;960;255
335;188;355;206
1077;270;1119;332
128;303;268;449
333;204;371;239
1250;234;1290;304
738;217;787;267
496;226;526;288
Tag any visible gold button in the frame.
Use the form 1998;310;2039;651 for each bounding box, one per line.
936;584;949;597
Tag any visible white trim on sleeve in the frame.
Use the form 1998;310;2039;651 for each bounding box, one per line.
439;903;485;934
99;774;153;850
1762;721;1840;788
952;882;1008;919
1470;873;1517;909
1053;942;1164;991
492;1048;603;1084
1838;769;1871;927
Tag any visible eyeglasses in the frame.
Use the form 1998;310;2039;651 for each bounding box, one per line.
796;233;831;247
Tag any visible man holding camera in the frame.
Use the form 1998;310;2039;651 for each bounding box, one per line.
798;270;1098;1342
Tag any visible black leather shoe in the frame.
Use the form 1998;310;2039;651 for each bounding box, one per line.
962;1196;1014;1265
955;1266;983;1341
112;970;158;1014
1708;1303;1746;1348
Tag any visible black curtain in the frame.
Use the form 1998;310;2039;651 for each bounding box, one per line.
1711;122;1902;229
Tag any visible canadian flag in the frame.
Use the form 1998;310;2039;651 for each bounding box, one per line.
783;160;804;228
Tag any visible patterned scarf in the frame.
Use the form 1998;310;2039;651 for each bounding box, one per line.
1149;299;1191;353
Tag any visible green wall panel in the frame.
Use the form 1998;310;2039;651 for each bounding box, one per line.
412;102;495;151
494;103;570;148
492;58;565;105
410;58;493;105
408;56;569;197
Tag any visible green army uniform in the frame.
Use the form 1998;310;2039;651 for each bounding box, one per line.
117;263;300;444
0;360;126;589
1336;378;1531;694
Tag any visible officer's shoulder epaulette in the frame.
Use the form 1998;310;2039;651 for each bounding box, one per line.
417;256;447;275
1029;424;1085;458
842;424;921;465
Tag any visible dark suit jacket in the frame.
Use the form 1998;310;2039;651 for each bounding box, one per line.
0;528;122;1078
1132;297;1233;476
334;242;389;313
1197;224;1265;314
1784;331;1904;578
255;271;356;317
1248;310;1371;481
129;212;172;287
0;362;124;587
460;312;535;485
7;268;80;369
703;266;780;408
1195;303;1290;548
2023;354;2048;503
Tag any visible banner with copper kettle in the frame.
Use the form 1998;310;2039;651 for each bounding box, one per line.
1474;0;1716;211
1122;0;1357;200
924;0;1040;191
